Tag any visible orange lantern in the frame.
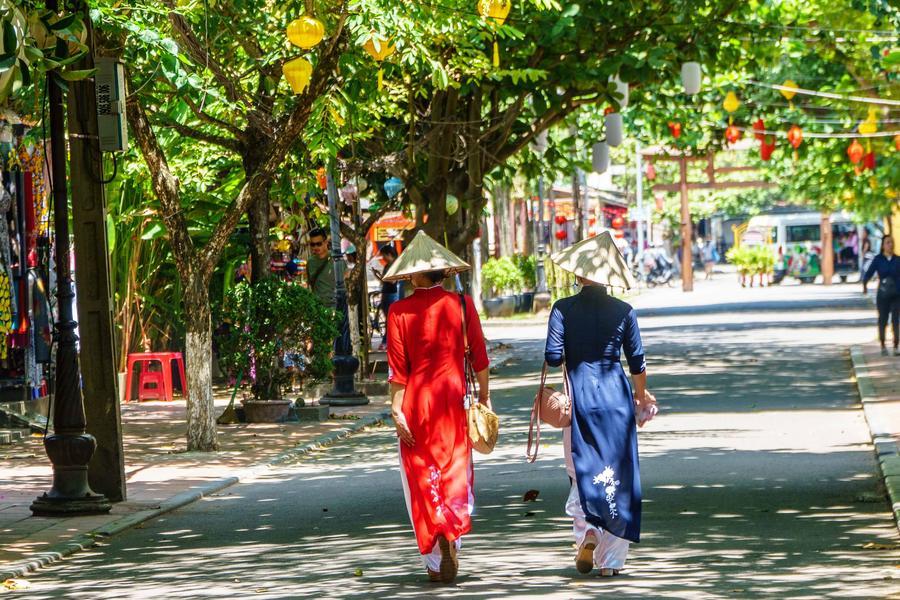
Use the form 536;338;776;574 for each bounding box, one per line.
787;125;803;160
847;140;864;165
477;0;512;67
363;35;396;90
287;16;325;49
725;125;742;145
612;216;625;229
894;134;900;151
283;57;313;94
316;167;327;190
668;121;682;139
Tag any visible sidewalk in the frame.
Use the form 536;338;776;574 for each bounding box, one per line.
0;388;390;580
851;343;900;532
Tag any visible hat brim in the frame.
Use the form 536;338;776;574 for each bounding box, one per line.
381;230;471;282
550;232;636;290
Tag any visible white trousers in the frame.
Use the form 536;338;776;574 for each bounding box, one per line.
398;447;464;572
564;428;630;570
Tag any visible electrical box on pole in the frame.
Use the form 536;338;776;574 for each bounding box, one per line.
94;58;128;152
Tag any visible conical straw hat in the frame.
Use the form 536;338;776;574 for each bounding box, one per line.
382;230;470;282
550;231;636;289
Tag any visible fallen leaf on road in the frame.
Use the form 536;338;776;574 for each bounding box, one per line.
523;489;540;502
523;511;536;517
354;568;363;577
861;542;900;550
3;579;30;591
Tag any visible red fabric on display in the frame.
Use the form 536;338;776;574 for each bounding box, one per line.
387;286;490;554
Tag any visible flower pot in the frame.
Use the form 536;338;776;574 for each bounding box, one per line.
498;296;516;318
242;399;292;423
483;298;503;319
519;292;535;313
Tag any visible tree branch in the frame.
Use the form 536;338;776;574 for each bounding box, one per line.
153;114;243;153
167;10;245;105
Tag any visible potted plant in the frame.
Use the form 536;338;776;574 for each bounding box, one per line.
481;257;524;318
513;254;536;313
218;278;339;422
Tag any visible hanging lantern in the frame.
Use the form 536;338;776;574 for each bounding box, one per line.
859;108;878;135
895;134;900;151
477;0;512;67
446;194;459;216
384;176;404;199
752;118;766;141
555;229;568;240
724;125;742;145
592;141;609;173
287;16;325;49
781;80;798;108
554;215;567;225
667;121;682;139
339;184;358;205
787;125;803;160
316;167;327;190
611;216;625;229
603;106;615;116
760;136;776;161
357;178;369;193
847;140;864;165
863;151;876;171
681;62;702;95
605;112;623;147
645;162;656;181
654;194;664;211
363;35;396;90
283;57;313;94
609;74;628;110
723;91;741;116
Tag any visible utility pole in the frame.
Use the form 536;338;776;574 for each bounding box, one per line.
32;0;111;516
68;4;126;502
679;155;694;292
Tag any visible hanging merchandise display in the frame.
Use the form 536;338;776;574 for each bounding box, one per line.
667;121;682;139
363;35;396;90
283;57;313;94
847;140;864;165
477;0;512;67
681;62;702;95
287;16;325;49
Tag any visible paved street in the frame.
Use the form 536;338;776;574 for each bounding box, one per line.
17;297;900;599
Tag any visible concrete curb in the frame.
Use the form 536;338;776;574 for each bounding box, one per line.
850;347;900;534
0;409;390;581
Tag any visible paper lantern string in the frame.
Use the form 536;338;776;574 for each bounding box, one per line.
706;121;900;139
748;80;900;107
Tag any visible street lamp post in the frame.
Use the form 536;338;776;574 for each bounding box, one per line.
532;131;551;312
322;164;368;406
31;13;110;516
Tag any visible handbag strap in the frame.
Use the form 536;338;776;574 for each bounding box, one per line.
526;361;548;463
458;294;477;402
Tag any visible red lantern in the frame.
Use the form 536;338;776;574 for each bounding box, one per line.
588;216;597;226
725;125;742;145
555;215;567;225
787;125;803;149
667;121;682;139
752;118;766;141
847;140;864;165
645;162;656;180
611;216;625;229
604;106;615;116
555;229;568;240
760;136;776;161
864;151;876;171
894;134;900;151
316;167;327;190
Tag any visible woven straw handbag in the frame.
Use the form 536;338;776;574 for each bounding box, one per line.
526;361;572;463
459;294;499;454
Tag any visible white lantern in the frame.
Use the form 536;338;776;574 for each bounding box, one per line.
592;142;609;174
609;74;628;110
605;113;623;147
531;130;549;156
681;62;702;95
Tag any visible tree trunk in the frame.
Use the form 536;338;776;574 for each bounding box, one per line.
183;278;217;451
248;189;271;282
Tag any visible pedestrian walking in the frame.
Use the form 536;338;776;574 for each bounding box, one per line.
372;245;400;350
863;235;899;356
383;231;491;584
543;232;657;577
701;238;719;280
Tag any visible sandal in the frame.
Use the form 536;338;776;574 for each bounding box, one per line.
437;535;458;584
599;568;620;577
575;533;597;574
427;569;441;583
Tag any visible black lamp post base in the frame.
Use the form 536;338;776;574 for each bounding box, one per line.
322;354;368;406
30;492;112;517
534;291;552;313
324;391;370;406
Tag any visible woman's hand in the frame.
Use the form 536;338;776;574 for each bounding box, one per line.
393;410;415;447
478;391;492;411
635;389;658;428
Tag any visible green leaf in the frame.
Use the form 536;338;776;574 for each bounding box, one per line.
48;14;77;32
59;68;96;82
0;53;15;71
2;21;17;56
19;60;30;87
141;222;165;241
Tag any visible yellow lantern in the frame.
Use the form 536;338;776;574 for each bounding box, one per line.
722;91;740;124
780;79;798;108
363;36;396;90
477;0;512;68
283;57;313;94
287;16;325;49
859;107;878;135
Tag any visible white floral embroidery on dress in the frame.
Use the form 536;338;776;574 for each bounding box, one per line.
593;466;620;519
428;466;444;517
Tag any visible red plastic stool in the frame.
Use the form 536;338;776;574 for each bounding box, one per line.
138;369;167;400
124;352;188;402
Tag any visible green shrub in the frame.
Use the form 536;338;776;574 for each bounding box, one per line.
482;257;524;296
726;245;774;276
512;254;537;290
218;278;340;400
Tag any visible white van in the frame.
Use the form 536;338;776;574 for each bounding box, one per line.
743;211;863;283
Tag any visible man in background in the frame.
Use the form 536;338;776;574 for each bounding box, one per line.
307;227;336;308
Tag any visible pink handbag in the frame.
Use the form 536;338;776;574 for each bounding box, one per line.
526;361;572;463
